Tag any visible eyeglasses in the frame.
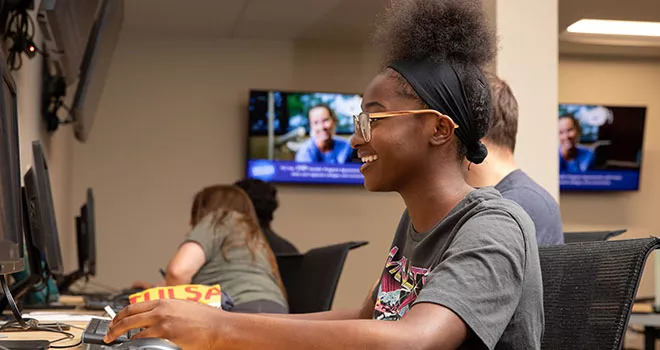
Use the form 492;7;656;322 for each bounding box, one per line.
353;109;459;143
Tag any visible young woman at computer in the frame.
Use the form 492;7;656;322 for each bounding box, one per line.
133;185;288;314
107;0;543;348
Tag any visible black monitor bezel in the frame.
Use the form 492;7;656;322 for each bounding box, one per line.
24;141;63;274
0;48;25;274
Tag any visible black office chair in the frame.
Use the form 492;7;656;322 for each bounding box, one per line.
563;229;627;243
539;237;660;350
276;241;368;314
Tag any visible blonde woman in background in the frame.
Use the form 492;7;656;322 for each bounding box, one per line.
133;185;288;314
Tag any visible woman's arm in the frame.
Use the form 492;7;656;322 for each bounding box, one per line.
219;303;466;350
165;242;206;286
106;300;468;350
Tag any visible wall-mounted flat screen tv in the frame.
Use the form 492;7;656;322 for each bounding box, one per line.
558;104;646;191
246;90;363;185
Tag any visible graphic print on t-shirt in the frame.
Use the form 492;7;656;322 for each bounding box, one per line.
373;246;430;321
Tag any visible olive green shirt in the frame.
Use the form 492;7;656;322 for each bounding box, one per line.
184;212;287;309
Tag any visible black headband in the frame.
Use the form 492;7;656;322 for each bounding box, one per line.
388;59;488;164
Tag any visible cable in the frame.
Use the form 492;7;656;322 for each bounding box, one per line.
50;339;82;349
44;272;51;307
0;344;11;350
3;6;40;71
58;104;75;124
66;323;85;331
42;322;81;349
0;320;76;338
0;275;28;329
0;274;83;348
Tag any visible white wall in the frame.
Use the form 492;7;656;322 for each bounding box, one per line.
495;0;559;199
74;12;561;308
71;32;403;308
559;55;660;295
558;55;660;348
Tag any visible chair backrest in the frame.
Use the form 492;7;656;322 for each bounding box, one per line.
276;241;368;314
539;237;660;350
563;229;627;243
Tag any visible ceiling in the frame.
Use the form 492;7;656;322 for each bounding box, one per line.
123;0;390;42
122;0;660;56
558;0;660;57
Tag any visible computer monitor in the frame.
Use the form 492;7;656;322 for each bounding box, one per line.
59;188;96;293
23;141;63;274
71;0;124;142
0;47;24;275
82;188;96;276
76;188;96;277
0;188;49;312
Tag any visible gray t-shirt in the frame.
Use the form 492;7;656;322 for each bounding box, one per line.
184;212;288;309
372;187;544;350
495;170;563;246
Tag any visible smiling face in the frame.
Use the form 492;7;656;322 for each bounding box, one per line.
308;106;336;144
558;116;579;151
350;71;453;192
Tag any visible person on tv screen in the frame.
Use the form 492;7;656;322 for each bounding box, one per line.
464;73;563;246
559;113;595;172
295;104;353;164
106;1;543;348
132;185;288;314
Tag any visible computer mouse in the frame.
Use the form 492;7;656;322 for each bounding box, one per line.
112;338;182;350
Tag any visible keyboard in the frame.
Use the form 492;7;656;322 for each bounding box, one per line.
82;317;141;345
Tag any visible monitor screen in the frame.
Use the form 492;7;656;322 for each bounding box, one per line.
75;215;84;274
81;188;96;276
558;104;646;191
71;0;124;142
0;52;24;273
246;90;363;185
24;141;63;273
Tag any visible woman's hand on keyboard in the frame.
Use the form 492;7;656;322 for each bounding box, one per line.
104;299;222;349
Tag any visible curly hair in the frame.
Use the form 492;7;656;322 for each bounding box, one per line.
373;0;495;67
373;0;495;161
233;179;279;227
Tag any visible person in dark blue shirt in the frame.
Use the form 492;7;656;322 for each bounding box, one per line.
463;73;563;246
559;114;595;172
295;104;352;164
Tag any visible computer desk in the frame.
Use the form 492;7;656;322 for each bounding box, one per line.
0;321;87;349
0;298;103;349
631;302;660;350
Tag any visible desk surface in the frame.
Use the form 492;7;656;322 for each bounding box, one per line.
1;321;87;349
630;302;660;327
0;309;105;349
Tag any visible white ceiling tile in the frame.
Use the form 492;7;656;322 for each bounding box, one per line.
124;0;247;36
119;0;660;57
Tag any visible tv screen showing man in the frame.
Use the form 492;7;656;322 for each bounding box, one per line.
558;104;646;191
246;90;363;185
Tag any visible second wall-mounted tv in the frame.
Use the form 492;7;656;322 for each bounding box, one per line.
246;89;363;185
558;104;646;192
